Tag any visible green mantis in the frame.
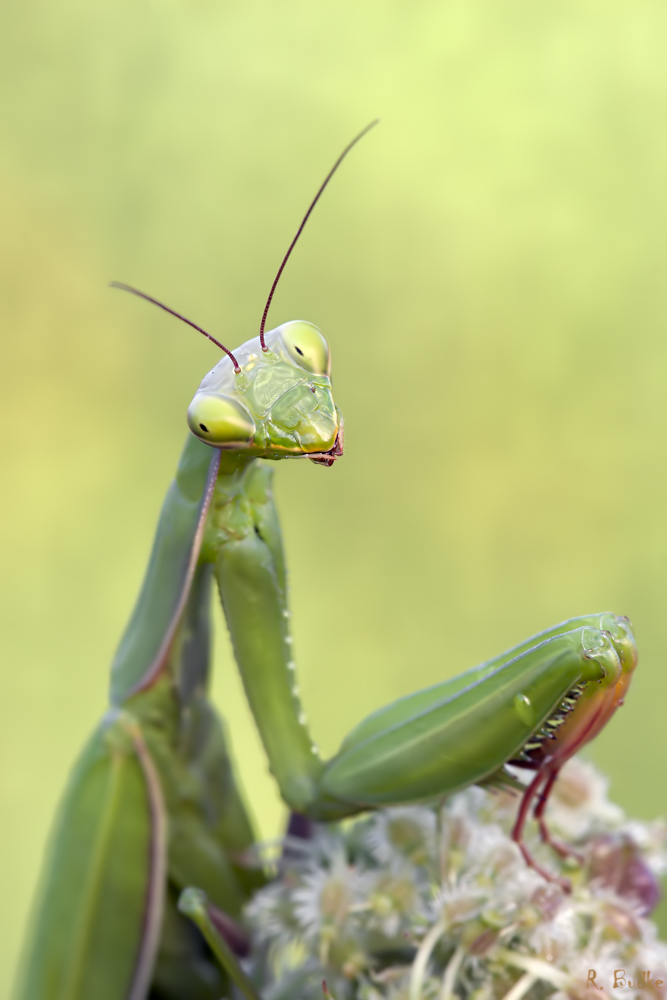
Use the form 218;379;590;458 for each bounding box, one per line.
16;124;638;1000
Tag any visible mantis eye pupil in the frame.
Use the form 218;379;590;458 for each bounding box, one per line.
279;321;330;374
188;393;255;445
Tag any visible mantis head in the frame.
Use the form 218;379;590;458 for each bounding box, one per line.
112;121;377;468
186;320;343;466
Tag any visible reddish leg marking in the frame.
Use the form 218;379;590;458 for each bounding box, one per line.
511;768;571;891
533;768;584;863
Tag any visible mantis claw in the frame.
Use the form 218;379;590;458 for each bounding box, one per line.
514;838;572;893
537;819;584;863
510;766;578;888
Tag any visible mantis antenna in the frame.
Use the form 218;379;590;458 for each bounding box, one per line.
111;121;378;364
110;281;242;373
258;118;379;352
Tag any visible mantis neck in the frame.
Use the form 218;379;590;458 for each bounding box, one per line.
202;452;325;814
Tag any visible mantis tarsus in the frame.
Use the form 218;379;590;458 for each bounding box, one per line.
16;123;638;1000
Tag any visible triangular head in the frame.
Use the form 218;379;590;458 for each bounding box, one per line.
187;320;343;467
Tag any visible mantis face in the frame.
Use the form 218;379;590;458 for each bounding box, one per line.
114;125;379;469
187;321;343;466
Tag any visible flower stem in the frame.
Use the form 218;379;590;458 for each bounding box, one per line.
439;944;466;1000
500;972;537;1000
410;919;448;1000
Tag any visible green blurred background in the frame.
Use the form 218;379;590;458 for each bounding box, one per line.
3;0;667;991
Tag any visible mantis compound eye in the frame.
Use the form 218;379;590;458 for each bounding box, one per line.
279;321;331;376
187;393;255;446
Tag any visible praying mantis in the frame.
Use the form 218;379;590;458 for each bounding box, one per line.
16;123;638;1000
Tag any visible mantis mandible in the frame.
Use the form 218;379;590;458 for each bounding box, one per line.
16;123;638;1000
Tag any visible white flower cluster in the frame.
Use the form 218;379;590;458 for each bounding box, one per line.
245;759;667;1000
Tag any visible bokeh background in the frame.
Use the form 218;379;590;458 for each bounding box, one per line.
3;0;667;992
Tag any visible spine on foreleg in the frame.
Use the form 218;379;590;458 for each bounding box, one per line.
212;461;324;813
